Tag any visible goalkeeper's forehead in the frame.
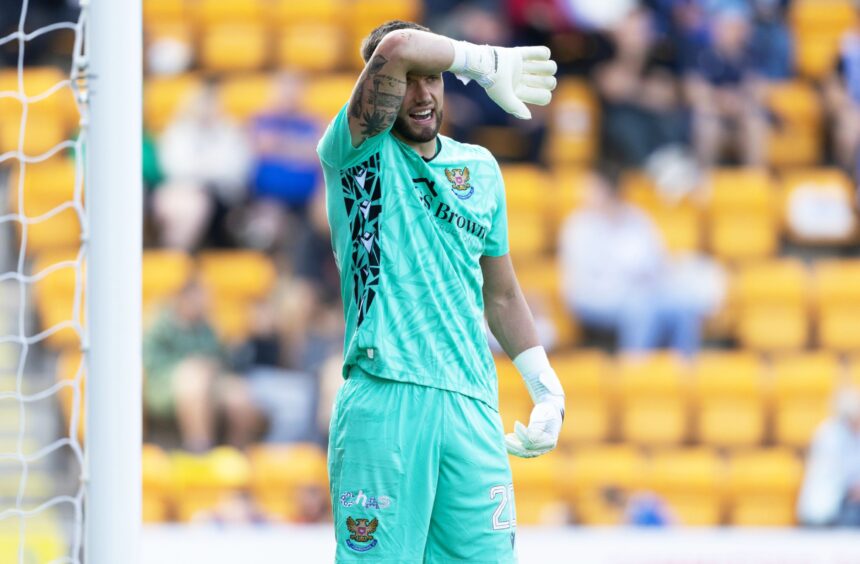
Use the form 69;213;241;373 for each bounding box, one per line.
405;71;443;81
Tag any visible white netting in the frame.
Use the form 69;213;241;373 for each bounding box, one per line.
0;0;88;562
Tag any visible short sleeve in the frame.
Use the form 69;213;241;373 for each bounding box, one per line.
317;103;388;169
483;161;509;257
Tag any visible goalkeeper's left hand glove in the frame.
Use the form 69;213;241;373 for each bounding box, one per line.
447;41;557;120
504;346;565;458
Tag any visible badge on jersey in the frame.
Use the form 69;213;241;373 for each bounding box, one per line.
445;167;474;200
346;516;379;552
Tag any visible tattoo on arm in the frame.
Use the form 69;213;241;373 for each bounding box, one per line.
349;54;407;140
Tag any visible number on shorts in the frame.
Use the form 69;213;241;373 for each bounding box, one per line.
490;483;516;530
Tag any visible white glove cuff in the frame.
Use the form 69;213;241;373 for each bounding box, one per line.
447;39;495;87
513;346;565;409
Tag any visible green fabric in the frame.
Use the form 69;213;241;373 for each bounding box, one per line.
328;368;517;563
317;104;509;409
142;310;223;417
142;130;164;191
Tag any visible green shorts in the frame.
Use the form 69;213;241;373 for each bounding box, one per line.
328;367;517;563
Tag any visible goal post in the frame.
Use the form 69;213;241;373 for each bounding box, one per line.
84;0;142;562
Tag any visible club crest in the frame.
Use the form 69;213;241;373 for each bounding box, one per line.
445;167;474;200
346;516;379;552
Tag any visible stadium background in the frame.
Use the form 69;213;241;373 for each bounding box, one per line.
3;0;860;561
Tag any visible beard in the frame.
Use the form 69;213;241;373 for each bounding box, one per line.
392;108;443;144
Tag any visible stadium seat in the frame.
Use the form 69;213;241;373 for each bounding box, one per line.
546;78;599;165
692;352;766;447
648;203;702;254
552;351;612;446
645;448;725;526
620;170;661;213
790;0;856;79
500;164;552;216
551;167;589;230
708;213;778;263
507;212;550;260
509;455;565;524
735;260;810;351
301;74;356;121
815;259;860;351
706;168;777;219
781;169;857;246
143;444;174;522
197;251;276;302
568;445;646;525
727;448;802;526
248;443;327;521
217;73;275;124
9;157;78;219
56;349;84;441
348;0;423;68
143;0;188;24
191;0;265;26
766;81;823;167
617;353;689;446
269;0;346;25
773;351;840;447
171;447;252;522
276;24;344;72
0;517;65;562
142;250;194;311
199;24;268;72
143;73;203;132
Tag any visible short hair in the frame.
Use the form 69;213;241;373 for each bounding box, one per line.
360;20;430;64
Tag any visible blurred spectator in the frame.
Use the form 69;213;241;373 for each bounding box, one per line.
280;191;343;373
237;73;323;252
440;4;548;162
748;0;793;80
143;279;262;451
593;7;689;167
153;82;251;249
825;24;860;179
798;387;860;527
232;298;319;444
558;167;704;355
683;6;769;166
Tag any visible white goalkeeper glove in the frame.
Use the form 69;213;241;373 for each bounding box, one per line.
447;41;558;119
504;346;565;458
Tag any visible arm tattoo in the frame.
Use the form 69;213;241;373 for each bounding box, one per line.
349;54;407;139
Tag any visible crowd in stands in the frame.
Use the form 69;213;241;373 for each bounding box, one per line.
6;0;860;527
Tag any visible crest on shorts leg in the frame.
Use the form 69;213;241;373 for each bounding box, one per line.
345;516;379;552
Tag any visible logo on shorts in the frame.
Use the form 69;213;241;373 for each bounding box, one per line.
340;490;392;510
445;167;474;200
346;516;379;552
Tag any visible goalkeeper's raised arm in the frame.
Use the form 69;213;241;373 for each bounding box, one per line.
346;21;558;148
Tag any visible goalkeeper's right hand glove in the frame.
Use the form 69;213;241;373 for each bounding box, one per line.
447;41;558;119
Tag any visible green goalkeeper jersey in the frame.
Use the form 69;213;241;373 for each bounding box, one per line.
317;104;509;409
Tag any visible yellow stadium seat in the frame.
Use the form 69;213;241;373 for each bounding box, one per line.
143;74;203;132
814;259;860;310
9;157;78;218
0;66;79;132
145;20;193;44
706;168;777;219
0;517;65;562
768;124;823;167
767;81;823;129
143;0;188;23
708;213;778;263
773;352;839;447
618;354;689;446
727;448;802;526
790;0;856;79
781;168;857;245
143;443;174;522
568;446;646;525
276;24;344;72
738;305;808;352
507;212;549;260
248;443;327;521
508;456;567;524
199;24;268;72
551;352;612;446
551;167;589;228
207;300;253;344
500;164;552;216
172;447;252;522
819;306;860;352
217;73;275;124
766;81;823;167
142;250;194;309
620;170;661;212
192;0;265;25
56;349;85;441
649;203;701;254
693;352;766;447
20;206;83;258
301;74;356;121
197;251;276;301
270;0;346;25
645;448;724;526
547;79;599;165
735;260;809;306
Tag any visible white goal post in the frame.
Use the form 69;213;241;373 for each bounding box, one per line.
84;0;142;563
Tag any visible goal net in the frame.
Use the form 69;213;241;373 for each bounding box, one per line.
0;0;141;562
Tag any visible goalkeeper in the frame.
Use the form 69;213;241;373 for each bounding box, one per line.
317;20;565;563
